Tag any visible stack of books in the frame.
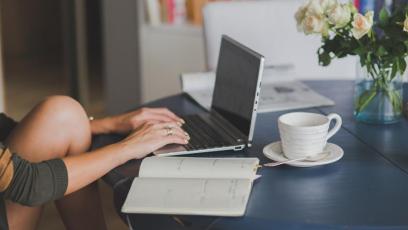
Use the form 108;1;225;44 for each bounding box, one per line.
145;0;230;26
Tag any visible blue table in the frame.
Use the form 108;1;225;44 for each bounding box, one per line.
93;80;408;230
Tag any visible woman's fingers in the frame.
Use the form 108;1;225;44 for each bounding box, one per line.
160;127;188;140
139;113;174;123
149;122;189;143
156;124;188;139
152;121;183;129
164;135;189;145
147;108;184;123
120;120;190;159
111;107;182;134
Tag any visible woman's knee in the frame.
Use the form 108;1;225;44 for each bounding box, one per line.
37;96;92;154
7;95;91;160
38;96;88;123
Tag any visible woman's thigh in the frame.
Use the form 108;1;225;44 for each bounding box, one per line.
5;96;92;230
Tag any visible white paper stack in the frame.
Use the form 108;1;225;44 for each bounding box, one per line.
180;70;334;113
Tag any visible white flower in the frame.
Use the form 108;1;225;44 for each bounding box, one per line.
302;13;329;36
306;0;325;15
351;11;373;39
328;4;351;28
321;0;338;13
348;2;358;14
295;4;308;31
295;0;341;35
404;16;408;32
306;0;338;15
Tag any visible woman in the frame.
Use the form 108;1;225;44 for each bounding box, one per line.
0;95;190;230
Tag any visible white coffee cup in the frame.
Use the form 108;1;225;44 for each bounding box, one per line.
278;112;342;160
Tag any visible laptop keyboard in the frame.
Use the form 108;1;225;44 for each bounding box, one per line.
181;115;231;151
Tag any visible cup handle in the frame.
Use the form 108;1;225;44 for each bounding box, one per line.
326;113;342;141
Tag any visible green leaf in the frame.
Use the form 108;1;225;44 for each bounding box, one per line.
379;8;390;25
366;53;372;63
354;47;365;56
318;49;331;66
391;59;398;79
355;89;377;115
386;90;402;114
375;46;387;57
399;58;407;75
366;53;372;73
359;55;366;67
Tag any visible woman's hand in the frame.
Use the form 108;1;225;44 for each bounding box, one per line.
91;107;184;135
63;121;189;195
63;120;190;196
118;121;189;159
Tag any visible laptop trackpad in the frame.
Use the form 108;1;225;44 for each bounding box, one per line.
154;144;187;156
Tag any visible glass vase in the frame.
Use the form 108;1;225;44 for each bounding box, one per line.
354;63;403;124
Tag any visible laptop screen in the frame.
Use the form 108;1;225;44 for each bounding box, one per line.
211;36;263;137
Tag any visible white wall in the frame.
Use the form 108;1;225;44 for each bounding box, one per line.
140;25;206;103
139;0;359;103
102;0;142;114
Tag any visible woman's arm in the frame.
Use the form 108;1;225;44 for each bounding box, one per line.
62;142;126;195
2;121;189;205
64;121;188;194
3;151;67;206
3;143;131;206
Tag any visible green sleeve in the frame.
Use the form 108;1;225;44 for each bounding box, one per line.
0;113;17;142
3;154;68;206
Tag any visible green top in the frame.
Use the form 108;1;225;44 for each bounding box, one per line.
0;113;68;230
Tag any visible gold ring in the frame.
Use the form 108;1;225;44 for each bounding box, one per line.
165;127;173;136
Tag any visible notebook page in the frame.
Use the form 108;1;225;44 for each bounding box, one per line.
121;177;252;216
139;157;259;180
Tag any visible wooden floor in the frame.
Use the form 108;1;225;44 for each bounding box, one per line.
4;56;128;230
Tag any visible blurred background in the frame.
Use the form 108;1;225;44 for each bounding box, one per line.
0;0;217;229
2;0;104;119
1;0;122;229
1;0;406;229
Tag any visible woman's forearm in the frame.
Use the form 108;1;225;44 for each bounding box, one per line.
65;120;188;195
90;117;116;135
2;116;186;205
63;142;130;195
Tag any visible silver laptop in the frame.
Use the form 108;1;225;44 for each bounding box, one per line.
154;35;264;156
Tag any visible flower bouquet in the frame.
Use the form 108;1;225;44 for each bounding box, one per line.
296;0;408;124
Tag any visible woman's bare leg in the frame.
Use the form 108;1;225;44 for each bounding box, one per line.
5;96;107;230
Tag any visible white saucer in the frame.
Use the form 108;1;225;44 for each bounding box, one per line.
263;141;344;167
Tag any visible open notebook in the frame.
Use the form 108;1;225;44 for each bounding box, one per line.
122;157;260;216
